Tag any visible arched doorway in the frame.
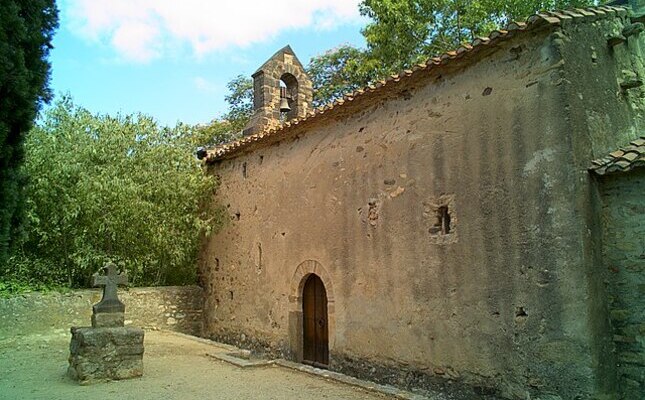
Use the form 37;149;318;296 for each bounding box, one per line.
302;274;328;367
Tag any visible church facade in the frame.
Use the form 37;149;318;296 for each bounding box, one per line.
200;5;644;399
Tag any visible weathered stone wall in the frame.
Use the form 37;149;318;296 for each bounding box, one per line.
560;13;644;396
0;286;203;338
201;12;642;400
598;169;645;400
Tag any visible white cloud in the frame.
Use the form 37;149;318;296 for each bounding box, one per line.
193;76;220;93
66;0;362;63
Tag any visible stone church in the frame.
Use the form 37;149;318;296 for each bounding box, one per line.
199;4;644;399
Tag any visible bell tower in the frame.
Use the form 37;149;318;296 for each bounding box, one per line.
243;45;313;135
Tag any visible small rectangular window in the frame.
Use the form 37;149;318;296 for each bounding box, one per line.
425;195;457;244
429;206;451;235
438;206;451;234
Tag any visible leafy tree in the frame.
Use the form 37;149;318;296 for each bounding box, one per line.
194;119;241;148
0;0;58;265
4;97;220;289
222;75;254;133
306;45;377;107
359;0;597;73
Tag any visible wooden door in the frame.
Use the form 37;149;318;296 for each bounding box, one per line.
302;274;329;367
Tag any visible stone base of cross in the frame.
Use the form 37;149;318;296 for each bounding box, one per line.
91;262;128;328
68;261;144;384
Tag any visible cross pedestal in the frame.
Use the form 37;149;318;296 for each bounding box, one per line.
68;262;144;384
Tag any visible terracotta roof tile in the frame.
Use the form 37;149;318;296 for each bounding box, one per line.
590;136;645;175
573;8;596;17
622;151;638;161
547;11;573;20
561;10;585;19
632;138;645;146
206;5;629;163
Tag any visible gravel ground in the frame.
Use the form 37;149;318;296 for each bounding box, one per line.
0;330;394;400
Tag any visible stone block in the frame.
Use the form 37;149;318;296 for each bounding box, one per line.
620;365;644;381
68;326;144;384
610;309;630;322
618;323;642;337
613;334;636;343
92;312;124;328
621;378;642;399
618;351;645;366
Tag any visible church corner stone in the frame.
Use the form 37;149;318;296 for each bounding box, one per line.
67;262;145;384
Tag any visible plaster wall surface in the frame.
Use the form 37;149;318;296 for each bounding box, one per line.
202;13;642;400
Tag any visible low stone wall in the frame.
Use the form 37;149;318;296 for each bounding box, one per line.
0;286;203;339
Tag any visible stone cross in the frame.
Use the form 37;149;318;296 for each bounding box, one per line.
70;262;144;382
92;262;128;314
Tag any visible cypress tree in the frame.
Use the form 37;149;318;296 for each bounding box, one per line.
0;0;58;264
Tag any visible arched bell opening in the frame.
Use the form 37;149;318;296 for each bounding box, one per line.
279;73;299;121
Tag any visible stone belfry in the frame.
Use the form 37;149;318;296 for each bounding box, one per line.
243;45;313;135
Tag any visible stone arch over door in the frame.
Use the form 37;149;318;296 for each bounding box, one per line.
288;260;335;364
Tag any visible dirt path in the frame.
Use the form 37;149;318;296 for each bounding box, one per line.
0;330;394;400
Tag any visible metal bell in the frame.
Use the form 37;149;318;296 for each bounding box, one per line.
279;86;291;113
279;97;291;113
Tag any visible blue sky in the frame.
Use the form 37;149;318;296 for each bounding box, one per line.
49;0;368;126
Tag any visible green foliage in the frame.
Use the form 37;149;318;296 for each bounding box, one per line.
222;75;254;133
4;96;220;288
306;45;378;107
194;120;242;147
0;0;58;265
359;0;598;73
0;276;69;298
